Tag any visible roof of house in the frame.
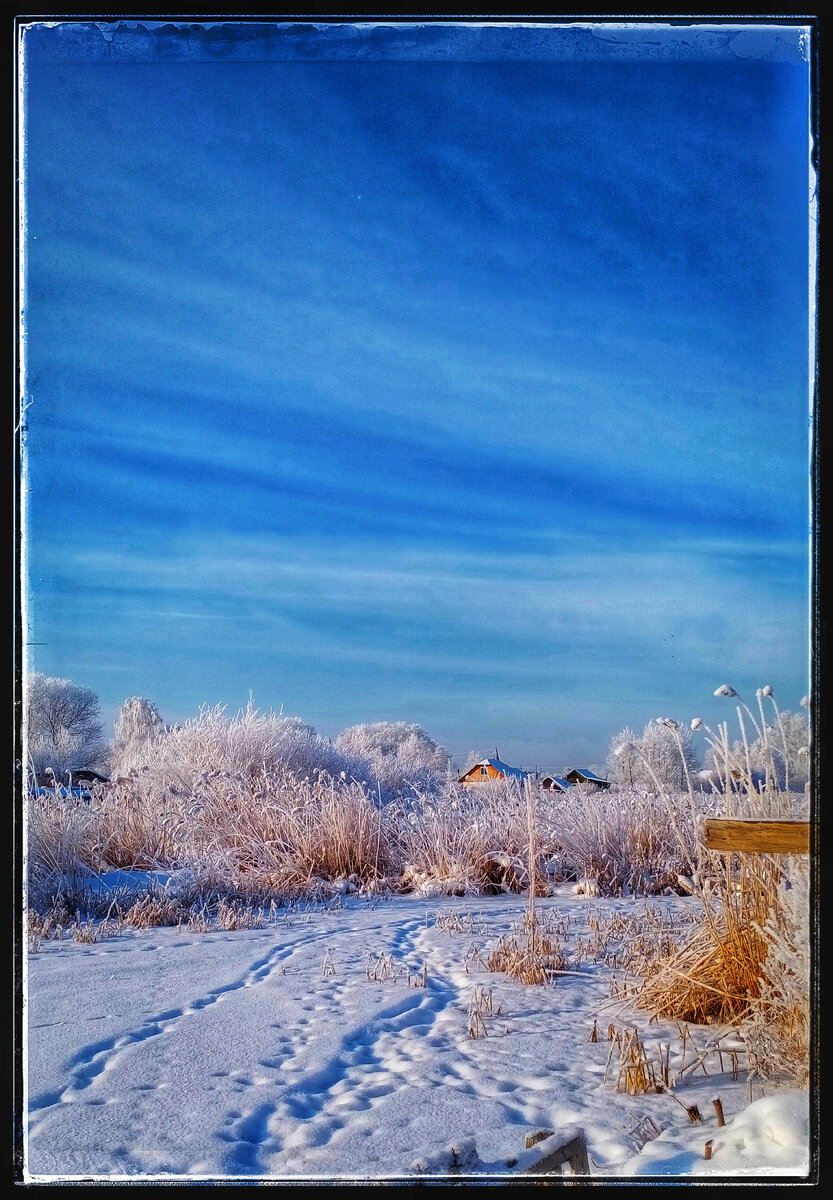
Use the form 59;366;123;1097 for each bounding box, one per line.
541;775;572;791
43;766;109;782
564;768;610;784
461;758;530;781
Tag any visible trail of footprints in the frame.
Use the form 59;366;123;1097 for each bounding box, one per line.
27;926;337;1135
215;916;484;1176
31;911;546;1176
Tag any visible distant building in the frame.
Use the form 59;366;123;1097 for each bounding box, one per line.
31;766;109;802
540;775;572;793
458;757;530;787
563;768;611;789
37;767;109;787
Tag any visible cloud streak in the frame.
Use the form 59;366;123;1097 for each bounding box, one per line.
21;25;812;764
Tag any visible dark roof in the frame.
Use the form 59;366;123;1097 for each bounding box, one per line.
564;768;610;784
541;776;572;792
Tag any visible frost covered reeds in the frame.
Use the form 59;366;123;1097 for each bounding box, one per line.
90;765;391;899
547;783;715;897
27;762;723;912
388;782;525;897
629;687;811;1087
26;787;100;910
389;777;556;897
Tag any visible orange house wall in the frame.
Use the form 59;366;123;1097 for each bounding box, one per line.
458;764;503;785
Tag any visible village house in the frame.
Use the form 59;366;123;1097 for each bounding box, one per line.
458;756;611;792
540;775;572;793
562;768;611;789
457;754;530;787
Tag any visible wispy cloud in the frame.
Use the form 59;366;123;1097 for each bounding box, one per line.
22;29;812;764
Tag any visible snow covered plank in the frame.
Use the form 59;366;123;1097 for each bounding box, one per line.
701;818;811;855
523;1131;590;1176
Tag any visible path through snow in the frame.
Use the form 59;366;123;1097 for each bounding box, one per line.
24;891;811;1181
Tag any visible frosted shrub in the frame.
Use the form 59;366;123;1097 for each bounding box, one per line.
608;721;700;792
115;702;365;792
548;784;713;896
110;696;165;774
336;721;450;801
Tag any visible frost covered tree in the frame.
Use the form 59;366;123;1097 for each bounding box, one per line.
716;709;811;790
25;673;107;779
607;720;699;792
760;710;810;787
111;696;165;773
607;727;640;788
335;722;450;800
120;702;363;784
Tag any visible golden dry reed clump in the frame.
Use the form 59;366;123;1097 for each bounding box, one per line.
630;686;810;1085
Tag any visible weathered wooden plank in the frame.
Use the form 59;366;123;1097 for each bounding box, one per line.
525;1129;554;1149
701;818;811;855
524;1132;590;1176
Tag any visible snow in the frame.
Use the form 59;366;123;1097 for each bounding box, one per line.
483;758;529;780
24;887;811;1182
566;768;610;784
619;1092;810;1177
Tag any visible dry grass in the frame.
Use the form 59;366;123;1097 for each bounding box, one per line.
603;1025;668;1095
467;985;503;1038
487;909;570;987
741;861;811;1086
632;872;772;1026
121;892;192;929
625;697;811;1087
628;804;802;1035
24;689;811;1090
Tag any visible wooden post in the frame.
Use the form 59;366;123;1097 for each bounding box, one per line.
525;1129;554;1149
523;1131;590;1176
700;818;811;855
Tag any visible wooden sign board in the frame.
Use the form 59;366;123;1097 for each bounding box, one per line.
701;818;812;855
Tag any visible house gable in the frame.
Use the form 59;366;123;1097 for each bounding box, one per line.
458;757;529;786
540;775;572;793
563;768;611;789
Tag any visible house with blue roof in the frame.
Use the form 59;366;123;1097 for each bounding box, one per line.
563;768;611;789
457;754;530;787
540;775;572;793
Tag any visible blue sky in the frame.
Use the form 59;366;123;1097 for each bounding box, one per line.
21;21;813;771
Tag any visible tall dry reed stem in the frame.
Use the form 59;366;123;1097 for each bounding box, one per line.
631;686;810;1086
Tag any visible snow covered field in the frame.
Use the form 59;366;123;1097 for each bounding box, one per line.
24;887;811;1182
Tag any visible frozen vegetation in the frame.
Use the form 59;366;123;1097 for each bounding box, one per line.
25;889;810;1181
22;682;814;1181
